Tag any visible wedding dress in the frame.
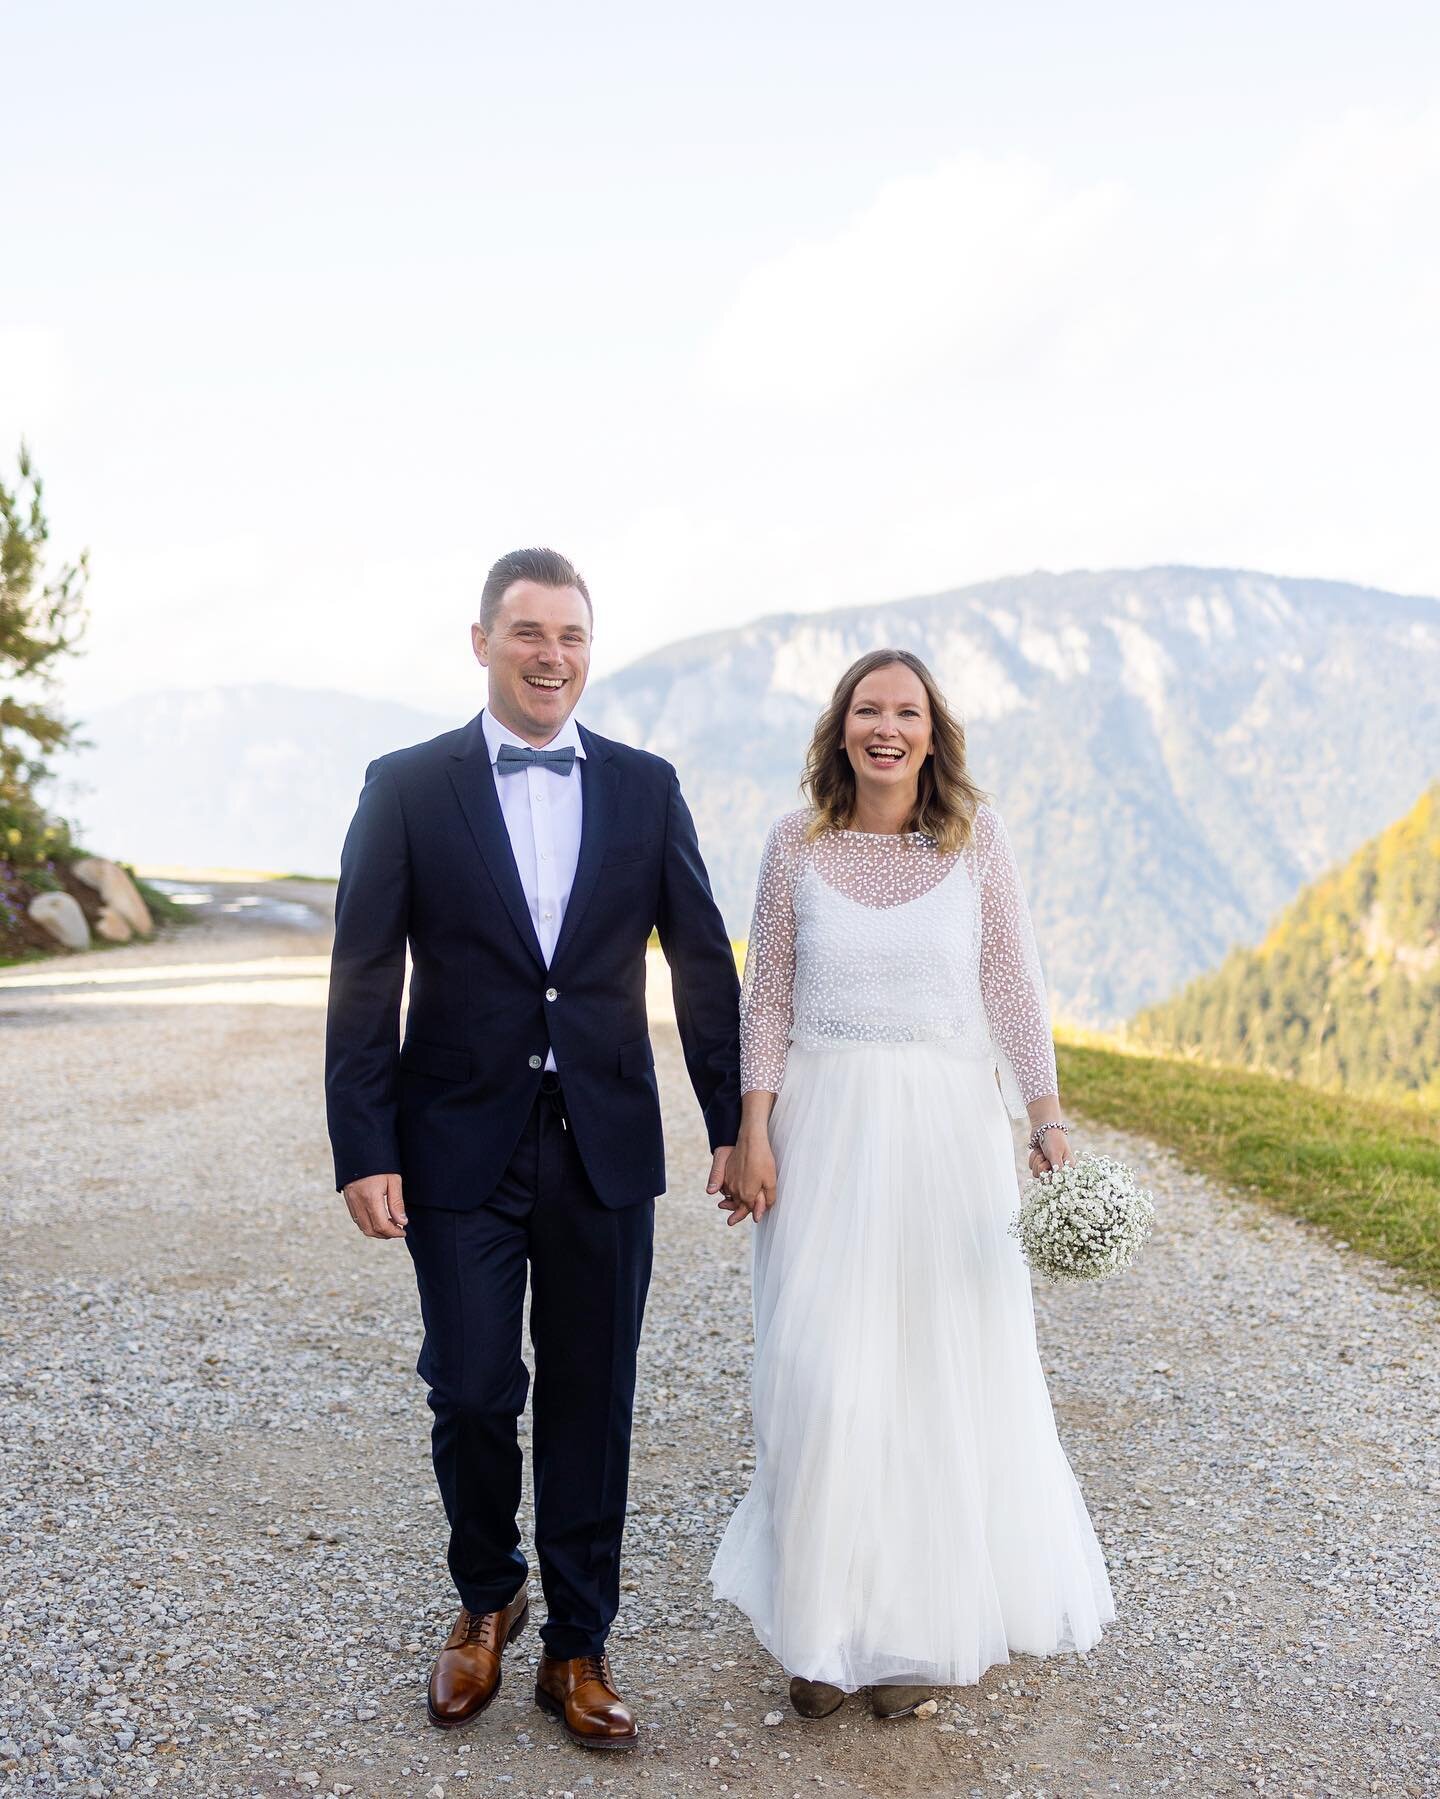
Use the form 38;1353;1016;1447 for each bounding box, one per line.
709;805;1115;1690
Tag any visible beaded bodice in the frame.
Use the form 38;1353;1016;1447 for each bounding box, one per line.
739;805;1058;1116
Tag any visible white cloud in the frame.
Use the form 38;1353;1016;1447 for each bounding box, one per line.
699;155;1128;408
14;98;1440;727
666;104;1440;642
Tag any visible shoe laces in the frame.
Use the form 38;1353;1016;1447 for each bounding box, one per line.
463;1611;501;1650
577;1653;610;1687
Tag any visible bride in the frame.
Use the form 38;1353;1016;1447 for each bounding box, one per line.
710;648;1115;1720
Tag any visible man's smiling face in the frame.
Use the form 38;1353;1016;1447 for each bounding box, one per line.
472;580;593;746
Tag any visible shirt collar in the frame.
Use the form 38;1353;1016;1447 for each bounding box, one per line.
481;707;586;767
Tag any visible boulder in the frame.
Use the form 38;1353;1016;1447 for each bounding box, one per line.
95;906;134;943
28;891;91;951
71;857;153;936
69;857;105;892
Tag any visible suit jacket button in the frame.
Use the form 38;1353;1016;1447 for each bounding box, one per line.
545;987;559;1002
528;1054;542;1069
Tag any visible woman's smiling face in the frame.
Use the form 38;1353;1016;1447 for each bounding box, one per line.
843;663;933;799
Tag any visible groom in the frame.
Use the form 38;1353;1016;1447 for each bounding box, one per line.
325;548;741;1747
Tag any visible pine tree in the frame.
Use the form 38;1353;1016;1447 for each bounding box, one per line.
0;445;89;868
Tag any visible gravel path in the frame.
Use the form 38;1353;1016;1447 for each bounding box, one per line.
2;890;1437;1799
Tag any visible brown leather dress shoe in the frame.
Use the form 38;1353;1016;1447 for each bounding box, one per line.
426;1583;530;1729
534;1650;638;1749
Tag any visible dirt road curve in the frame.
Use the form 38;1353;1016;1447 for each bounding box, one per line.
1;886;1436;1798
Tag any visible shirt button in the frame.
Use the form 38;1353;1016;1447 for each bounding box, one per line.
528;1054;542;1070
543;910;553;920
545;987;558;1002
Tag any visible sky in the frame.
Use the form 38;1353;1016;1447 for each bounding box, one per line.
4;0;1439;722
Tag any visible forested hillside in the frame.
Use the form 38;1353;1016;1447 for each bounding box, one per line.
1129;782;1440;1104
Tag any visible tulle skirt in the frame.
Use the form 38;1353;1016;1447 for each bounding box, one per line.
709;1039;1115;1691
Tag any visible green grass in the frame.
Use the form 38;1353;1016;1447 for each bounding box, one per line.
132;874;197;926
0;946;48;970
1058;1036;1440;1292
0;932;141;970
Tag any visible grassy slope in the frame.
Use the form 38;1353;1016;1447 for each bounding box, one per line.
1058;1035;1440;1292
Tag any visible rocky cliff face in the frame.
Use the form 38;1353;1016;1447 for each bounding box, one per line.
580;566;1440;1021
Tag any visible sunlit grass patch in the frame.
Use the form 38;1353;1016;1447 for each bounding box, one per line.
1057;1033;1440;1292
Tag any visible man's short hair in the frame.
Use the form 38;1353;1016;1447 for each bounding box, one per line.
479;548;592;633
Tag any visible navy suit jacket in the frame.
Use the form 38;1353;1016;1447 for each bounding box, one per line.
324;712;742;1210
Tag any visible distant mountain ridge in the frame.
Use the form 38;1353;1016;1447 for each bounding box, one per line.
58;565;1440;1024
1129;782;1440;1104
60;685;452;877
579;565;1440;1021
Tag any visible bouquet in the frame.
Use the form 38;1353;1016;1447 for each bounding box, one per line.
1008;1152;1156;1284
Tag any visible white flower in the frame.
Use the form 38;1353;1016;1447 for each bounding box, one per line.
1008;1152;1155;1285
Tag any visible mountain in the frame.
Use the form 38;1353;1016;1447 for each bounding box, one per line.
59;685;451;876
578;566;1440;1022
55;566;1440;1023
1128;782;1440;1104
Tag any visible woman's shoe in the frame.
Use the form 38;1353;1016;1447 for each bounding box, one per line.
870;1685;932;1720
789;1676;845;1719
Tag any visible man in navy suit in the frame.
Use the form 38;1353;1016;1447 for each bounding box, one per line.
325;548;741;1748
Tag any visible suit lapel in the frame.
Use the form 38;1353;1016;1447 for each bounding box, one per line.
447;713;547;971
551;725;616;970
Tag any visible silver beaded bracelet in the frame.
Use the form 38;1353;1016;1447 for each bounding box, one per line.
1028;1121;1070;1153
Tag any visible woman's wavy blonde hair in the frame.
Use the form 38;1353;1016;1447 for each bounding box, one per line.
801;648;986;854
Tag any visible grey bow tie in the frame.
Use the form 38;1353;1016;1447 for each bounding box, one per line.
496;742;577;775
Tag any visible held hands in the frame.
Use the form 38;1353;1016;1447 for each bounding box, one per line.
347;1151;759;1237
715;1127;777;1227
343;1173;408;1239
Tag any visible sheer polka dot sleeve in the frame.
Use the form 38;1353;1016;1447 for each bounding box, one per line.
739;812;804;1096
976;806;1059;1108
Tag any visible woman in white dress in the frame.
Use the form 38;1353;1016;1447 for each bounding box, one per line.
710;649;1114;1720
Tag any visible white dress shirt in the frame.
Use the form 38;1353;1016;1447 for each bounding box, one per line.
481;707;586;1070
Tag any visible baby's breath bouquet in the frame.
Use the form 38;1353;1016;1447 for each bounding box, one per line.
1009;1152;1155;1284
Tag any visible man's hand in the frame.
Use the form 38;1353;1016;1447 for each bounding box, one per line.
716;1196;753;1226
710;1146;755;1225
706;1146;734;1200
343;1172;408;1239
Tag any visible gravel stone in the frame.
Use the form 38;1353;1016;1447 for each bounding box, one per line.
1;882;1436;1797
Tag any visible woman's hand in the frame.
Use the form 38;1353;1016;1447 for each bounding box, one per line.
719;1126;778;1225
1026;1099;1075;1178
1027;1125;1075;1178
